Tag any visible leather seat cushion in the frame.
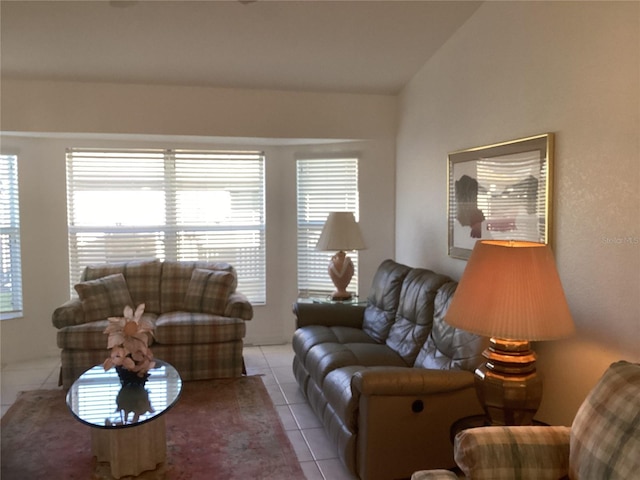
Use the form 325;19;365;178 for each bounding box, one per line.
305;341;408;386
292;325;378;363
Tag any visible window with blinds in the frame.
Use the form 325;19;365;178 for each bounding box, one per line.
0;154;23;319
66;149;266;303
296;157;360;298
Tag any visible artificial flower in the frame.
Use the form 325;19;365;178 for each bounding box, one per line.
103;303;156;377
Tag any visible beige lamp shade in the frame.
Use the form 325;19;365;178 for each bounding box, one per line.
316;212;366;252
445;240;575;341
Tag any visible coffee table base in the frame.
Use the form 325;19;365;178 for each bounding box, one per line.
91;417;166;479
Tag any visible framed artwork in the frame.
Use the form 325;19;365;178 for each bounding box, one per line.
447;133;554;260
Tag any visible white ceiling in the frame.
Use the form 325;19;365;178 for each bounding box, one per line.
1;0;481;95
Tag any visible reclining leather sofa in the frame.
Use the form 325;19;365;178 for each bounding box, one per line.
292;259;489;480
52;259;253;388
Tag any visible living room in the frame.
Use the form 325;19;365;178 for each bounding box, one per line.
1;1;638;478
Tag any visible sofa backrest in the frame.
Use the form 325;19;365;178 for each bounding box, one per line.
82;259;163;313
159;260;237;313
569;360;640;479
81;259;238;315
362;259;411;343
385;268;451;366
414;281;488;371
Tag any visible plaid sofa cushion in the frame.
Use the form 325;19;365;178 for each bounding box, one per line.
454;426;571;480
570;360;640;480
83;260;162;314
154;311;246;345
74;273;134;323
160;261;237;313
183;269;234;316
57;314;157;350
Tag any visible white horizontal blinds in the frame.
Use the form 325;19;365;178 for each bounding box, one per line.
476;151;546;242
296;158;359;297
171;150;265;302
66;149;167;287
66;149;266;303
0;154;23;318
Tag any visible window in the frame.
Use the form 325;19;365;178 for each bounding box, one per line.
66;149;266;303
0;154;23;319
296;157;360;297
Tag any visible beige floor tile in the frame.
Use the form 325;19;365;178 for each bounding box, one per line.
285;429;314;462
290;402;322;429
279;381;307;404
302;427;336;461
276;405;298;431
316;458;358;480
299;460;325;480
271;365;296;384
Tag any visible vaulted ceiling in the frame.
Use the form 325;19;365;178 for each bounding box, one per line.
1;0;482;95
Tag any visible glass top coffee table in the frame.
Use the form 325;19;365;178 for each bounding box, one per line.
66;360;182;478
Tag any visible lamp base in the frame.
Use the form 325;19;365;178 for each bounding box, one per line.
328;251;355;301
474;338;542;426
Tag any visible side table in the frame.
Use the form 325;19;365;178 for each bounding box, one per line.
297;295;368;306
66;360;182;478
450;414;549;443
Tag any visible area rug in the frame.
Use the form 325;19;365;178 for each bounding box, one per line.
1;376;304;479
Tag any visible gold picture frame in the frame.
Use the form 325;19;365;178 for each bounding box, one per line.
447;133;554;260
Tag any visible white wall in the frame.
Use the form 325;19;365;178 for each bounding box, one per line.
396;1;639;426
0;81;397;365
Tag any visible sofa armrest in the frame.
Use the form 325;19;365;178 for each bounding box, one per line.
52;299;85;328
454;426;571;480
352;367;475;396
224;292;254;320
293;302;365;328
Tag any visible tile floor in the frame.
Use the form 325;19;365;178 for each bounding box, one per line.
0;344;357;480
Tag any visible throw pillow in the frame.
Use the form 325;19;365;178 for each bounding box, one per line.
183;268;234;316
74;273;134;323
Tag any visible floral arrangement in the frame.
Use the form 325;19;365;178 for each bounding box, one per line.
103;303;155;378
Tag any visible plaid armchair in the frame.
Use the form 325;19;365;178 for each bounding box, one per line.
412;360;640;480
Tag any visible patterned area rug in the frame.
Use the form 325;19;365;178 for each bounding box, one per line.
1;376;304;479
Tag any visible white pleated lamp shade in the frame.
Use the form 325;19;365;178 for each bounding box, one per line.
316;212;366;252
445;240;575;341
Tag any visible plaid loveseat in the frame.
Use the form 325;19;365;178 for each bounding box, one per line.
52;259;253;389
412;360;640;480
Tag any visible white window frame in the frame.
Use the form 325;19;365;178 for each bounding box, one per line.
0;154;23;320
296;156;360;298
66;148;266;304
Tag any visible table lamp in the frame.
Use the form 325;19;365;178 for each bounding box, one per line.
315;212;366;300
445;240;575;426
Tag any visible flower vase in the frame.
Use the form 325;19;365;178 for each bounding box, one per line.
115;365;149;386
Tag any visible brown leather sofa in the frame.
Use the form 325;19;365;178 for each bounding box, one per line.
292;259;489;480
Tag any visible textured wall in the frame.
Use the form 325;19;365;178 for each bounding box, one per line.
396;1;639;425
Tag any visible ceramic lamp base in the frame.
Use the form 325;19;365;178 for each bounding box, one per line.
328;251;355;300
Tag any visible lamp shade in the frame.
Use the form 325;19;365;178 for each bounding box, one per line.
445;240;575;340
316;212;366;251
